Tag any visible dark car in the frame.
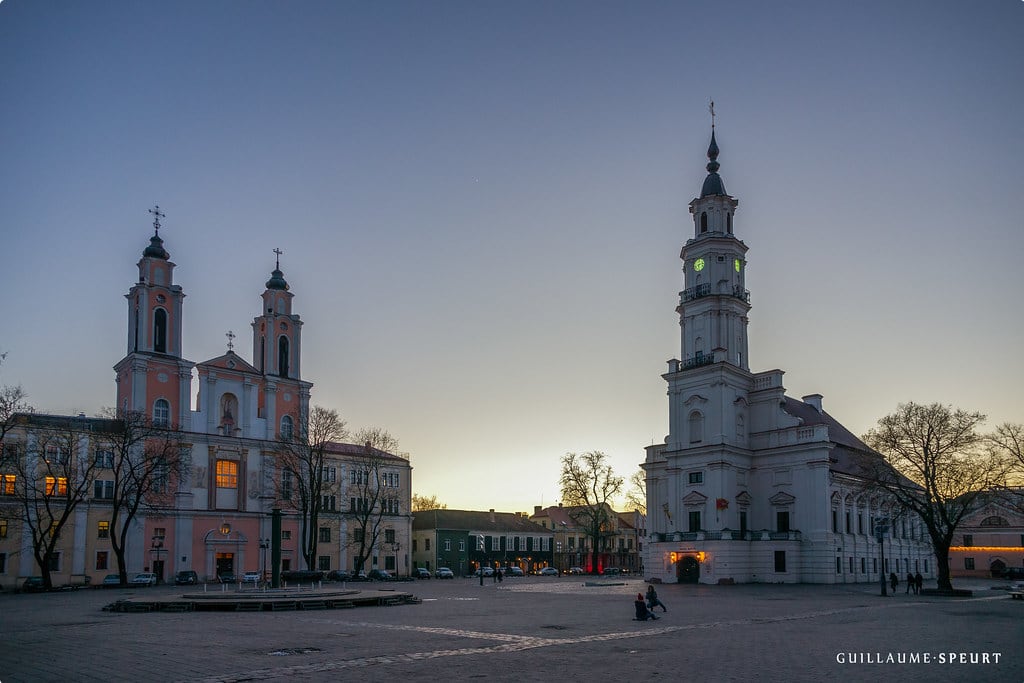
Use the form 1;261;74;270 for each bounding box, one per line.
413;567;431;579
601;567;621;576
1002;567;1024;580
367;569;393;581
325;570;351;582
280;569;324;583
217;572;237;584
22;577;47;592
174;570;198;586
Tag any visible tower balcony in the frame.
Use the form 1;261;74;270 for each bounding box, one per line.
682;354;715;370
731;286;750;303
681;283;711;303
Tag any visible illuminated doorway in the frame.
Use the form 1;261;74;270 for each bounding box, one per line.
216;552;235;578
677;555;700;583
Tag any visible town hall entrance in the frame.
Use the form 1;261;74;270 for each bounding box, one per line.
677;555;700;583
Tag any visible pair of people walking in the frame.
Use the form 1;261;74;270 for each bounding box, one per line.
906;571;923;594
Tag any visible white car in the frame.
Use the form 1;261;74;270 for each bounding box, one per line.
539;567;559;576
242;571;261;584
130;572;157;586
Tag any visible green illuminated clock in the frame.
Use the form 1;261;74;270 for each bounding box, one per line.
734;258;742;273
693;258;705;272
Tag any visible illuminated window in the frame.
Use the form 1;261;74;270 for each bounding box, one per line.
0;519;7;538
216;460;238;489
0;474;15;495
49;521;60;538
153;399;170;427
45;476;68;496
98;521;110;539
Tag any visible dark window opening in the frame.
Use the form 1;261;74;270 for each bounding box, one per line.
153;308;168;353
776;511;790;533
278;336;290;377
700;212;708;233
774;551;786;572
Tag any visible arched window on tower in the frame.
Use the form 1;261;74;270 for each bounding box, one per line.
260;336;265;373
280;415;294;440
153;308;168;354
153;399;170;428
700;212;708;233
278;336;290;378
688;411;704;444
727;212;733;234
133;306;140;352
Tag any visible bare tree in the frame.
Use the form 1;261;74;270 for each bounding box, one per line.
275;405;348;571
344;427;405;574
100;409;188;584
861;402;1007;592
559;451;624;575
412;493;447;511
988;422;1024;513
623;469;647;515
1;415;101;588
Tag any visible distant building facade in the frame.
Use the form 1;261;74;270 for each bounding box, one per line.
0;220;411;589
643;128;935;584
412;509;553;576
530;504;645;574
949;493;1024;578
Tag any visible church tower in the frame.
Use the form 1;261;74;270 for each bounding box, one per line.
664;123;752;453
251;251;312;440
113;207;194;429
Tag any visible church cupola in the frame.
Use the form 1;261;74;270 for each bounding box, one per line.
265;266;289;291
252;248;303;380
699;130;727;198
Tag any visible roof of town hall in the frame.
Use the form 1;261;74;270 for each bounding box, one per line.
412;509;551;534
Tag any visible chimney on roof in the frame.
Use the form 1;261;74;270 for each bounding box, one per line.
534;505;542;515
802;394;823;413
489;509;495;523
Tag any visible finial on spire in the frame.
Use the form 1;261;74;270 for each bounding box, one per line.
709;99;716;130
148;205;165;236
226;330;236;352
273;247;283;269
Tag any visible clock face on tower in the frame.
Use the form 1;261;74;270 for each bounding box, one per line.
734;258;741;273
694;258;705;272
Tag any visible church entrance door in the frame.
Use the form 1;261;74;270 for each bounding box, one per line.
678;555;700;583
216;553;235;579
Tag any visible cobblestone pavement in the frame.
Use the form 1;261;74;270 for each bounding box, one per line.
1;577;1020;682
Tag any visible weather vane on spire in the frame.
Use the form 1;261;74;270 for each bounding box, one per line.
273;247;283;270
226;330;236;352
709;99;716;129
148;205;165;235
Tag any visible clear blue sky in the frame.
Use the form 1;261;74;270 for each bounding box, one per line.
2;1;1022;512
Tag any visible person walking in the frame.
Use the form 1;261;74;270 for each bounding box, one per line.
646;585;667;613
906;572;915;594
889;572;898;594
915;572;923;594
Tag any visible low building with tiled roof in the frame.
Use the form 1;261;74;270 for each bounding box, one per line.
411;509;553;577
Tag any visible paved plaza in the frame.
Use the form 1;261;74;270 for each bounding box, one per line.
1;576;1020;682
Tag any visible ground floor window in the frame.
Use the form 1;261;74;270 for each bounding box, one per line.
836;557;841;574
860;557;866;574
385;555;396;570
964;557;975;570
0;552;6;573
49;552;61;572
774;551;786;573
318;556;331;571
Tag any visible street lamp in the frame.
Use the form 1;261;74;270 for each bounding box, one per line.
150;536;166;584
389;541;401;577
259;538;271;588
874;517;890;597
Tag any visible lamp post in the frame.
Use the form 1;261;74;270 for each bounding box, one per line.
259;538;271;588
875;517;890;596
389;541;401;577
150;536;166;584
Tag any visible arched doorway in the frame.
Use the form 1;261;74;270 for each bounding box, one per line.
990;559;1006;577
678;555;700;583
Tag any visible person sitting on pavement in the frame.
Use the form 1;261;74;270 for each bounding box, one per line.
634;593;659;621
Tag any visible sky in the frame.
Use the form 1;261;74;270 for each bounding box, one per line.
2;1;1022;513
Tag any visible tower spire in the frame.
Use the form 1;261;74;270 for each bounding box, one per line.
700;103;725;198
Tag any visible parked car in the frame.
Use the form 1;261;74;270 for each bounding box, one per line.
217;572;237;584
326;570;352;582
174;570;198;586
130;572;157;586
1001;567;1024;580
102;574;122;587
539;567;559;576
435;567;454;579
280;569;324;583
601;567;621;576
367;569;393;581
414;567;432;579
474;566;494;577
22;576;47;592
568;567;585;575
242;571;261;584
506;566;524;577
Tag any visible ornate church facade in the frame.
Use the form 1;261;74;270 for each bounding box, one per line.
643;129;935;584
0;216;411;588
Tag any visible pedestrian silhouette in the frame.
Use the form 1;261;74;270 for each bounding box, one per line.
634;592;659;620
646;585;667;612
889;572;898;594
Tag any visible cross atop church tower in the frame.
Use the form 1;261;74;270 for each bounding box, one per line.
273;247;283;269
148;205;165;235
226;330;236;352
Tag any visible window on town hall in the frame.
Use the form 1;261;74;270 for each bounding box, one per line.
688;411;704;443
282;469;293;500
45;445;69;465
688;511;701;533
281;530;292;540
278;336;290;377
322;495;336;511
49;552;61;572
319;527;331;543
353;528;364;543
688;471;703;484
776;511;790;533
774;551;786;573
318;556;331;571
385;529;396;544
0;552;6;573
0;520;7;539
964;557;975;570
963;534;973;546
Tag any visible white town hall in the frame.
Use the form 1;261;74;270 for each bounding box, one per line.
643;125;934;584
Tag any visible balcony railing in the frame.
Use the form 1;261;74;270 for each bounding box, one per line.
731;286;750;303
681;283;711;302
682;354;715;370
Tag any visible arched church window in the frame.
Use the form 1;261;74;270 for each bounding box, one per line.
133;306;140;352
700;212;708;233
280;415;294;440
153;399;170;427
278;336;290;377
979;516;1009;527
153;308;168;354
688;411;704;444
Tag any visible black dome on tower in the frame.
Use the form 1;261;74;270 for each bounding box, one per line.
143;232;169;260
265;267;289;291
699;129;727;198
